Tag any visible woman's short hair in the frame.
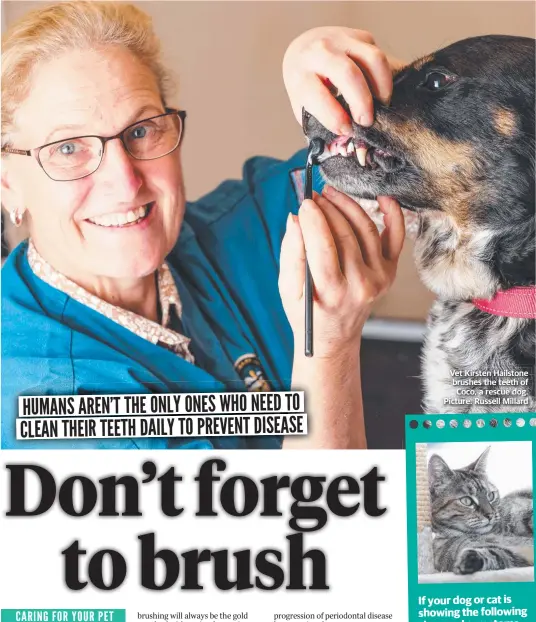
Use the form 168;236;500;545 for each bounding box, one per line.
1;1;172;147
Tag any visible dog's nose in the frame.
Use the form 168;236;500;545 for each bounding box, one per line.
302;107;311;130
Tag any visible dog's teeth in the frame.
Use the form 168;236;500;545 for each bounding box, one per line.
347;140;355;155
356;146;368;167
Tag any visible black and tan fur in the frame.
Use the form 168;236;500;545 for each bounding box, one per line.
304;35;536;413
428;447;533;574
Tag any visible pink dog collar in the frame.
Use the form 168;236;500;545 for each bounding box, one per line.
473;286;536;319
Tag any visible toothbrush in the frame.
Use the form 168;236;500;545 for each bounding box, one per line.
303;136;325;357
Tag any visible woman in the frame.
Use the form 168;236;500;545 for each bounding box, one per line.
1;3;404;449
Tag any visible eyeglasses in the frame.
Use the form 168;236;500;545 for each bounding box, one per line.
1;108;186;182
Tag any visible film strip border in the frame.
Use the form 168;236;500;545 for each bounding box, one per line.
410;414;536;430
405;413;535;621
405;413;536;442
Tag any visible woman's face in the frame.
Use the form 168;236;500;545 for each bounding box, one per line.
5;46;185;282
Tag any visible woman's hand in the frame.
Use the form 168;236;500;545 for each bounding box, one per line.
279;186;405;449
283;26;406;135
279;186;405;360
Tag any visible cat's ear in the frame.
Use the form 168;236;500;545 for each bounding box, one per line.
428;454;453;491
466;446;491;475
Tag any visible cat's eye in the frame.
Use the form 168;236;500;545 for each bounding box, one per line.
459;496;473;506
487;491;497;501
419;71;454;91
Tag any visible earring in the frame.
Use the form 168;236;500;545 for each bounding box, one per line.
10;208;23;227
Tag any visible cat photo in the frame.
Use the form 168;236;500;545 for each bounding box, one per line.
419;442;534;582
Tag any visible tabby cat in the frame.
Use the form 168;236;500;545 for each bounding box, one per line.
428;447;534;574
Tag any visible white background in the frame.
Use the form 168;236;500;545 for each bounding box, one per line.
0;450;408;620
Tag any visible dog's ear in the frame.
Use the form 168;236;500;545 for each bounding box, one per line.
493;38;535;288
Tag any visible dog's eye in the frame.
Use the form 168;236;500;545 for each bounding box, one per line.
459;496;473;506
420;71;452;91
487;491;497;502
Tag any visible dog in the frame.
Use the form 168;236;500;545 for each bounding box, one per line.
303;35;536;413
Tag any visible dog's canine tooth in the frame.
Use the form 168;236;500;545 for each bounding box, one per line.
356;146;368;167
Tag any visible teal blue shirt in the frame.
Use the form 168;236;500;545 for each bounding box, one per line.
1;149;324;449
